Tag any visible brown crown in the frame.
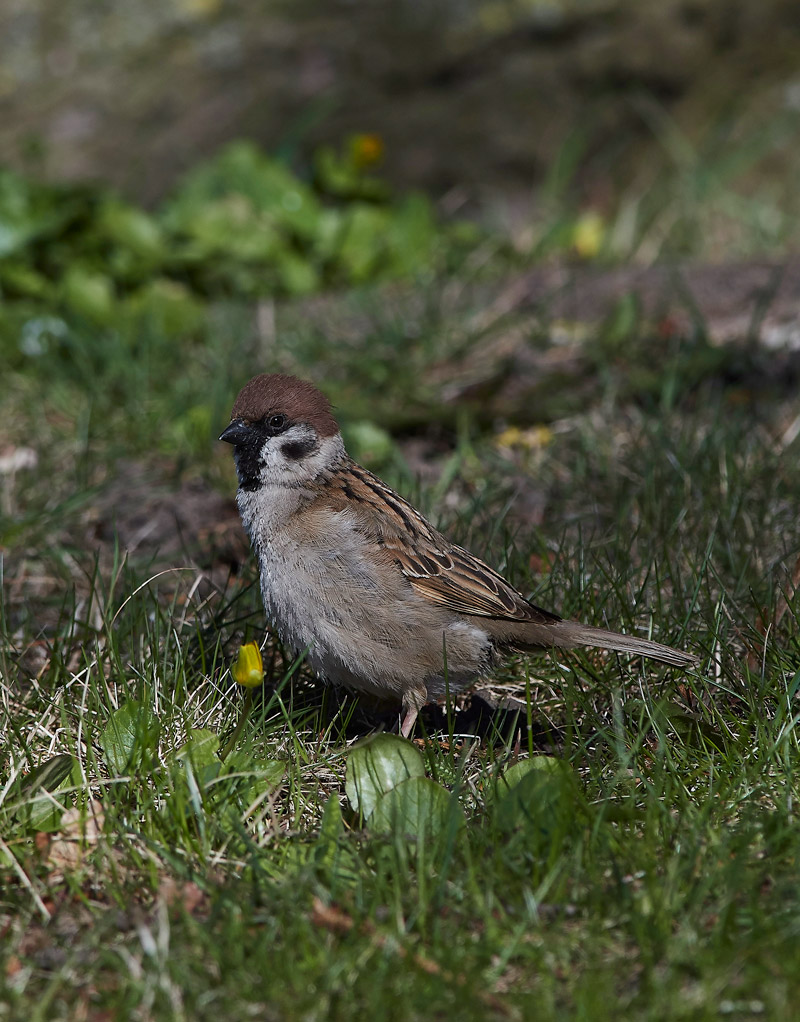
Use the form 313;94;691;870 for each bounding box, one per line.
230;374;339;437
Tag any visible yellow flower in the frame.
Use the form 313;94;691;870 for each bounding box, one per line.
232;642;265;688
495;426;522;449
572;211;605;260
495;425;553;452
349;133;385;170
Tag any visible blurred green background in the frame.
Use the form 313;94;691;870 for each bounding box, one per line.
3;0;800;479
2;0;800;245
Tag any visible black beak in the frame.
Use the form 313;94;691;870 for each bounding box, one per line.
219;418;252;445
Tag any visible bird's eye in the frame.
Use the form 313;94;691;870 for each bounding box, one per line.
268;413;288;432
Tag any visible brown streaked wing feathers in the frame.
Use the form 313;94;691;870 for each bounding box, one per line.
319;460;561;625
400;544;559;623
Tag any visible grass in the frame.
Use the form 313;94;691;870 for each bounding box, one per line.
3;306;800;1019
3;110;800;1016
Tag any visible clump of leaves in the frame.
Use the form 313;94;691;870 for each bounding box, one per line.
344;734;583;856
0;139;479;349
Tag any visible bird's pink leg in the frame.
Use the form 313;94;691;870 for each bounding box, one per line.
399;687;427;738
400;707;418;738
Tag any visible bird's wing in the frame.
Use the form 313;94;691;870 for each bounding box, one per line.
399;541;555;621
321;460;560;624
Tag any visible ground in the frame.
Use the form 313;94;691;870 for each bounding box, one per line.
3;243;800;1018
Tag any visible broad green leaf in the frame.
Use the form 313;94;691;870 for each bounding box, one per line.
223;751;286;787
97;199;165;260
99;701;160;775
313;143;390;202
497;756;562;794
174;729;220;771
124;279;203;336
337;204;390;282
215;753;286;812
172;196;284;261
61;267;116;325
310;207;345;262
0;169;84;257
240;759;286;801
276;251;319;295
0;262;50;299
164;141;322;241
370;776;464;838
26;800;69;833
340;421;395;467
345;734;424;818
17;754;75;797
495;757;579;836
13;754;80;831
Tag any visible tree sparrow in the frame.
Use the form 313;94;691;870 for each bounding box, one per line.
220;374;695;737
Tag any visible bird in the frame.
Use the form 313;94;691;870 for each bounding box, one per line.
220;373;695;737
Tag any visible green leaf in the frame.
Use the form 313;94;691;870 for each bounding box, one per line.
99;701;160;775
345;734;424;819
216;753;286;812
123;279;203;336
241;759;287;801
496;756;561;794
0;169;84;258
12;754;81;832
370;776;464;838
336;204;390;282
340;420;395;467
596;292;640;354
275;251;319;296
313;144;390;202
61;267;116;325
494;756;580;837
97;199;165;260
17;753;75;797
174;729;220;770
164;141;322;242
171;196;284;262
0;262;51;299
385;193;437;276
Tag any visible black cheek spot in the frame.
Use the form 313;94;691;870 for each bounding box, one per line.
281;437;317;461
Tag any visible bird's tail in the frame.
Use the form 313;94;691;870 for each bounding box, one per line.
550;621;696;667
